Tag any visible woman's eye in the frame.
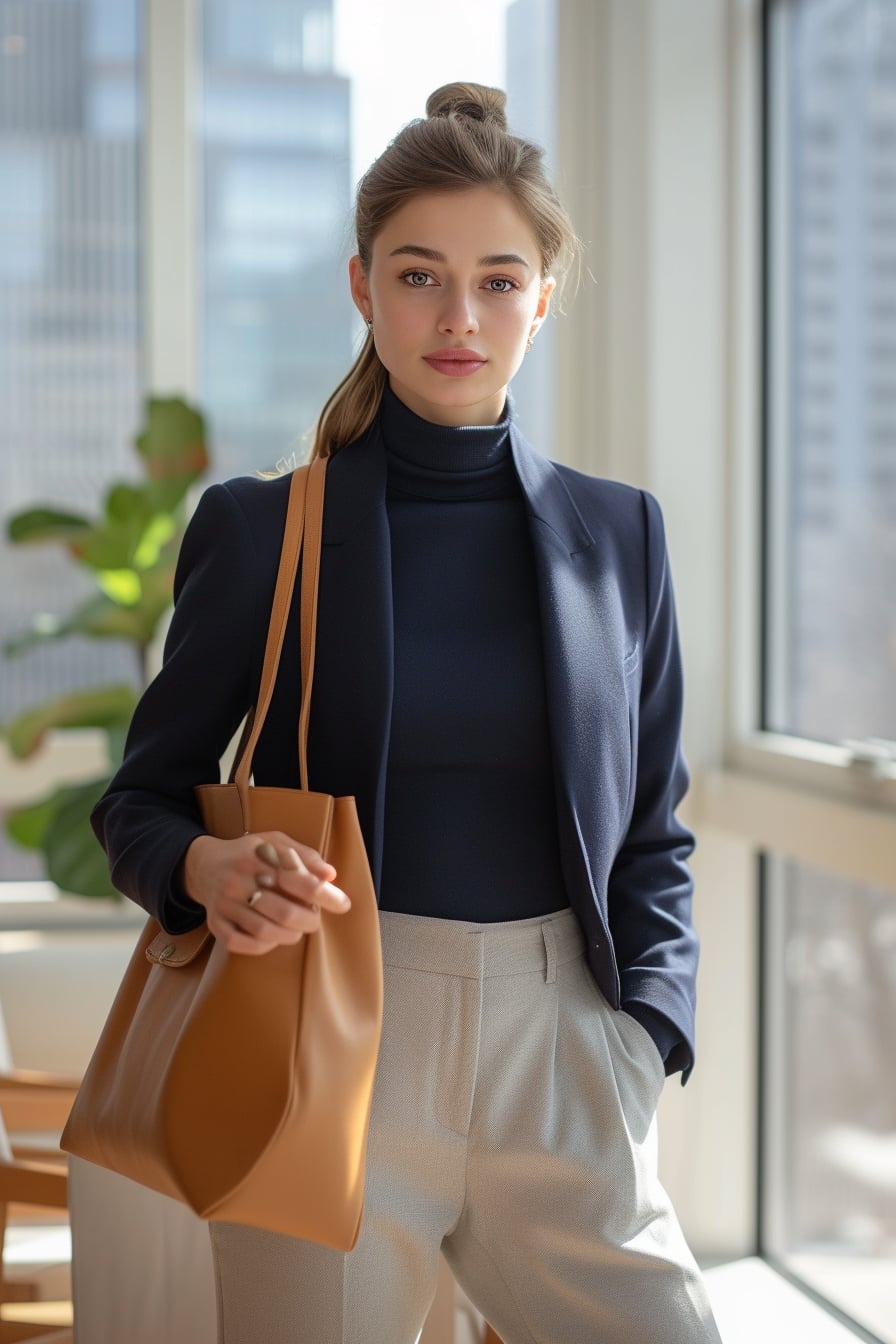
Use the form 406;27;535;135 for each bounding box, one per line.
402;270;432;287
486;277;516;293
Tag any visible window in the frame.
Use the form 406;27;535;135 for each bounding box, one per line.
762;2;896;1336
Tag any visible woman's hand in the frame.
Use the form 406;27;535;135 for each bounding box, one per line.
182;831;351;956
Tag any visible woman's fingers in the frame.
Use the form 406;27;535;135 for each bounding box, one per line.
294;844;337;879
251;835;350;915
254;839;282;868
211;892;319;950
209;916;282;957
254;833;337;881
244;881;350;929
187;831;350;957
235;892;324;939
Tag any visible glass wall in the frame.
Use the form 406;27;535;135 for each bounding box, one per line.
763;1;896;1336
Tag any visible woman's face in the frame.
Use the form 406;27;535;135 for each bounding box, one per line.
349;186;554;427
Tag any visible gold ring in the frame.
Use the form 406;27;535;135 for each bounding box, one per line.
247;890;264;908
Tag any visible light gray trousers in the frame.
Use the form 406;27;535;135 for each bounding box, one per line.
210;908;722;1343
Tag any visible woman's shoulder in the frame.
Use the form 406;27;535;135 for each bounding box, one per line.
551;459;643;508
191;468;300;544
212;466;295;519
180;470;297;581
544;459;671;561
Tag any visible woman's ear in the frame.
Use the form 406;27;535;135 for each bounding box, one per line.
348;255;372;322
535;275;555;324
528;276;556;343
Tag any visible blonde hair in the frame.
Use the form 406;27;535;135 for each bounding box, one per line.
309;81;580;462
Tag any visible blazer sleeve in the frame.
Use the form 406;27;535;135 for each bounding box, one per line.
607;489;699;1082
90;482;261;933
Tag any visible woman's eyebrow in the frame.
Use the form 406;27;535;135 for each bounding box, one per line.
388;244;530;268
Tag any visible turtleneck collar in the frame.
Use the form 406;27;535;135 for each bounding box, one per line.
380;382;511;469
379;382;518;503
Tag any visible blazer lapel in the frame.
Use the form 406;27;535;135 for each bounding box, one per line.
510;424;627;991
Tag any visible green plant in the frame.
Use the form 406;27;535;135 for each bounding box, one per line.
2;396;209;898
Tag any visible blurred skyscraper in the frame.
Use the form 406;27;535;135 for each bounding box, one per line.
0;0;143;789
767;0;896;745
200;0;353;478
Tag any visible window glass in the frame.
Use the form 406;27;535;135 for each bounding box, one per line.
0;0;142;878
763;856;896;1342
764;0;896;748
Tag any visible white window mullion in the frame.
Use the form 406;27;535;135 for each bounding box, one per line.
730;0;766;753
763;0;794;746
553;0;618;480
143;0;201;398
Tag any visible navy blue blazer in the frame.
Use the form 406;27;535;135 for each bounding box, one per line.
91;416;699;1080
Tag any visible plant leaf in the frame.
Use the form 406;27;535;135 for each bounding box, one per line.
43;777;120;899
7;507;92;545
1;685;137;758
133;513;177;569
68;518;144;570
105;481;147;524
135;397;208;505
5;796;57;849
96;569;142;606
4;776;119;899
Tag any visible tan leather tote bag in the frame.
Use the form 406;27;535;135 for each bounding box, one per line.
62;459;384;1251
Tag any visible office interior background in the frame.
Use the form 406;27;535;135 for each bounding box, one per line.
0;0;894;1341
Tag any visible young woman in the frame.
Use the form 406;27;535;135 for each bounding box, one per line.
92;82;723;1344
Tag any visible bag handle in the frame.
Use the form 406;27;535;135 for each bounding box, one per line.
231;457;327;815
298;455;325;790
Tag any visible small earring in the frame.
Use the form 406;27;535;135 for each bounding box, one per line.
365;316;373;330
526;335;534;352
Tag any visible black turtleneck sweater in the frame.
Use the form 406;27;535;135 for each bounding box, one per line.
377;385;570;923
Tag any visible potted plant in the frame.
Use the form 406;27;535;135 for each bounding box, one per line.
1;397;209;899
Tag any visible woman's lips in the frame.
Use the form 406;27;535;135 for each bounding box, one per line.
423;349;487;377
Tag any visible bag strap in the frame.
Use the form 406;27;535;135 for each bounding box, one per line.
231;457;327;812
298;456;326;790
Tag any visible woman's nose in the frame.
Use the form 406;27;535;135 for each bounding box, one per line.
436;290;479;335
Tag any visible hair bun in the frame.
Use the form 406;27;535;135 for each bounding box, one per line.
425;82;508;133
